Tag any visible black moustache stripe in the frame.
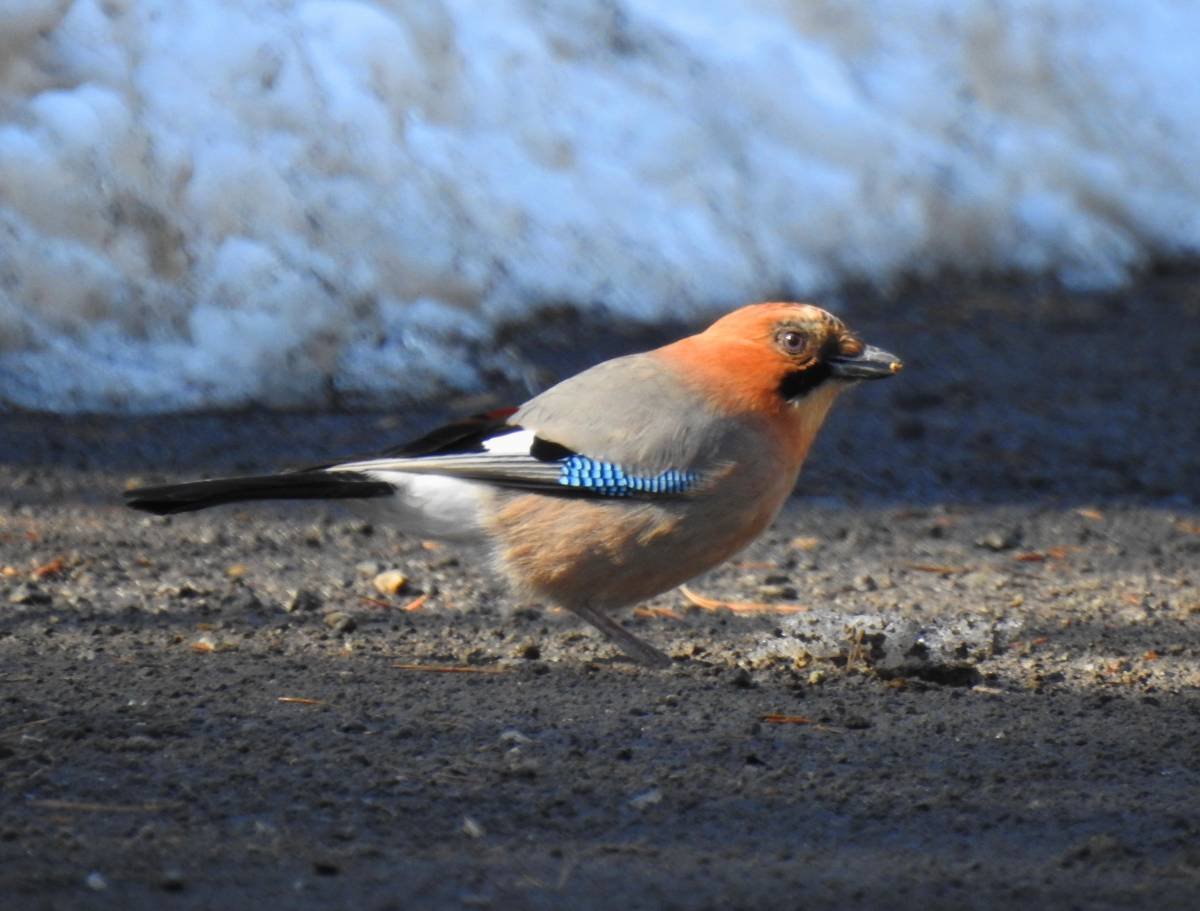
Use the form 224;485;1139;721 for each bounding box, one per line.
778;362;832;400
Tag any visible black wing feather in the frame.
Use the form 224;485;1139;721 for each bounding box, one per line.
124;471;393;515
383;408;520;457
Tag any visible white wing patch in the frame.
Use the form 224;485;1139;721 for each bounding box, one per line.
480;428;535;455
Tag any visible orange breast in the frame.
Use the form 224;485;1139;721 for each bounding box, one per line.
483;461;798;611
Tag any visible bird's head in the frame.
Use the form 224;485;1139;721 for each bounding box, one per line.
687;302;902;413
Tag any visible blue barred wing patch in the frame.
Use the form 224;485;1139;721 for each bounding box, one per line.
558;455;698;497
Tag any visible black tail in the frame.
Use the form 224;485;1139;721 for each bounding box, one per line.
124;471;395;516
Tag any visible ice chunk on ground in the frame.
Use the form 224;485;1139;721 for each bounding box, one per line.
752;612;1026;683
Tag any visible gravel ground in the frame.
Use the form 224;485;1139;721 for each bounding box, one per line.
2;274;1199;909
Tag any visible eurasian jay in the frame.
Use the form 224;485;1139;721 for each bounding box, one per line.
125;302;901;666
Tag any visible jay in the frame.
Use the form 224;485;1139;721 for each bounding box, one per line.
126;302;901;666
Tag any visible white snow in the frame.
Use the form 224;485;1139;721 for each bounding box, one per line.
1;0;1197;412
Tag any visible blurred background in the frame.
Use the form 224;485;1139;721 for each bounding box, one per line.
1;0;1198;414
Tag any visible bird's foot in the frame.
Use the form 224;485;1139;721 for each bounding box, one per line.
567;603;672;668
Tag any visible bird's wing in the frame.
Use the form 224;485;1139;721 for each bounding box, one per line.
330;422;703;500
328;352;727;498
512;352;725;474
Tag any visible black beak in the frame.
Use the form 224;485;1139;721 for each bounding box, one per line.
827;345;903;381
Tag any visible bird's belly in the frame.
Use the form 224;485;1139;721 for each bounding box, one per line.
484;473;794;609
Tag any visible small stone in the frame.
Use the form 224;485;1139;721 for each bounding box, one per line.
323;611;356;633
808;670;826;685
977;528;1022;551
790;536;821;551
1060;833;1132;866
8;583;51;606
372;570;408;596
191;634;218;653
757;583;798;599
160;869;185;892
224;586;262;611
85;871;108;891
285;589;321;613
961;571;993;591
729;668;756;689
118;735;159;753
628;788;663;810
461;816;486;839
504;758;540;779
852;574;877;592
355;561;382;578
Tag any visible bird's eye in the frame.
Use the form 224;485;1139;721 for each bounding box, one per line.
777;329;809;354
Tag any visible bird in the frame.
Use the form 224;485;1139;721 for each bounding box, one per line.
125;302;901;666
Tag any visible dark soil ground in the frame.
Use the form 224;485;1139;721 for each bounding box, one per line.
2;274;1199;910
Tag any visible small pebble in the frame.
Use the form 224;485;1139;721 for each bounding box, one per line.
729;668;756;689
118;735;159;753
629;788;663;810
355;561;382;578
790;535;821;551
160;869;185;892
977;528;1021;551
323;611;357;633
9;584;51;606
853;574;878;592
757;583;798;599
285;589;321;613
372;570;408;596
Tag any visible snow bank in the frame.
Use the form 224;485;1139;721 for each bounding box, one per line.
2;0;1197;412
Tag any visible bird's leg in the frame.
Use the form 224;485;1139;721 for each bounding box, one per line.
566;603;672;668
